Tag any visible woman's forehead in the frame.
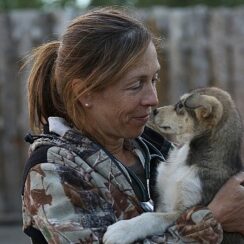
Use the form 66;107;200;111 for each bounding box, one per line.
126;44;160;77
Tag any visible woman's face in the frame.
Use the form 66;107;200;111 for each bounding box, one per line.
82;41;160;140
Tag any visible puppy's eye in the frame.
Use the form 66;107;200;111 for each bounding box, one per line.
175;101;183;110
178;103;183;109
175;101;185;114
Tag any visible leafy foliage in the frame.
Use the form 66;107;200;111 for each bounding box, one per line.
0;0;76;10
1;0;244;10
91;0;244;7
0;0;43;10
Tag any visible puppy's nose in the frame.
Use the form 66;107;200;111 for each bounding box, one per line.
153;108;158;116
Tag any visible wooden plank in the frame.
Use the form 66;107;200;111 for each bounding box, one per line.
231;8;244;157
209;8;232;90
186;7;210;89
168;8;191;102
0;13;21;215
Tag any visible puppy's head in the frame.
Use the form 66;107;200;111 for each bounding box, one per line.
151;87;225;146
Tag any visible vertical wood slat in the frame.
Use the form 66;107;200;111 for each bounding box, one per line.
187;7;209;89
166;7;210;102
168;9;190;103
0;10;61;221
209;8;232;90
0;7;244;219
0;13;21;216
231;8;244;156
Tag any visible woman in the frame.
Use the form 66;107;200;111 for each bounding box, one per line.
22;7;244;243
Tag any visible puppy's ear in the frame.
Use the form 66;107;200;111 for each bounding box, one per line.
185;94;223;126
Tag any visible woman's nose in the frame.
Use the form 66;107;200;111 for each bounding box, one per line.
142;83;159;107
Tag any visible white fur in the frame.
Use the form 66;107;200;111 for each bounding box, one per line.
103;143;203;244
156;143;202;212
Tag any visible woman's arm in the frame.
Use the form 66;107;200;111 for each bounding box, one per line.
23;162;116;243
208;171;244;234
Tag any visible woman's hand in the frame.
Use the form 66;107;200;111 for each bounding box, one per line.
175;206;223;244
208;171;244;234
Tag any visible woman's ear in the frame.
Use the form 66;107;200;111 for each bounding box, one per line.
79;93;92;108
71;79;92;108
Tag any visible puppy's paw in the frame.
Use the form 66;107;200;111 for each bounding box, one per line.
103;219;142;244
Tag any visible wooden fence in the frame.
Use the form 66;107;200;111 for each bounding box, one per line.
0;6;244;221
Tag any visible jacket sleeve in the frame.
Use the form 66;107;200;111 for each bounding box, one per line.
141;207;223;244
22;162;116;243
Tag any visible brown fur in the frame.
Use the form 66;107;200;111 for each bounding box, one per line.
151;87;243;243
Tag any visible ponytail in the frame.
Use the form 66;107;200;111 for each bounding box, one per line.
26;41;66;132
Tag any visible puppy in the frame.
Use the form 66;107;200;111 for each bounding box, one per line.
103;87;243;244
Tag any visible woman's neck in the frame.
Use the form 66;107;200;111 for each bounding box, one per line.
83;129;137;167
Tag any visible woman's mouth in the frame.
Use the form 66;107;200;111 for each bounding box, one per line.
133;115;150;125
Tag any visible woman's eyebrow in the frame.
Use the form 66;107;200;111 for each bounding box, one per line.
129;68;161;79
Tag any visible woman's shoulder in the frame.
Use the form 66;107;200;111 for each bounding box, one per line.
21;131;94;196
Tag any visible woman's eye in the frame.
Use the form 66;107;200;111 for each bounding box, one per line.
130;81;142;90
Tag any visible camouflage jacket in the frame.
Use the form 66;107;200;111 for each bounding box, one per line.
22;117;223;244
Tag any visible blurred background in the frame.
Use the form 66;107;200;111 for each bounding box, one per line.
0;0;244;243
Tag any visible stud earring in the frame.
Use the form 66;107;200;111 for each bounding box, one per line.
85;103;89;107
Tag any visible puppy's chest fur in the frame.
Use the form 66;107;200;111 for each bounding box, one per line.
156;143;202;212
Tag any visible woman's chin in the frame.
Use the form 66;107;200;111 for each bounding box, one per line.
126;126;145;139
